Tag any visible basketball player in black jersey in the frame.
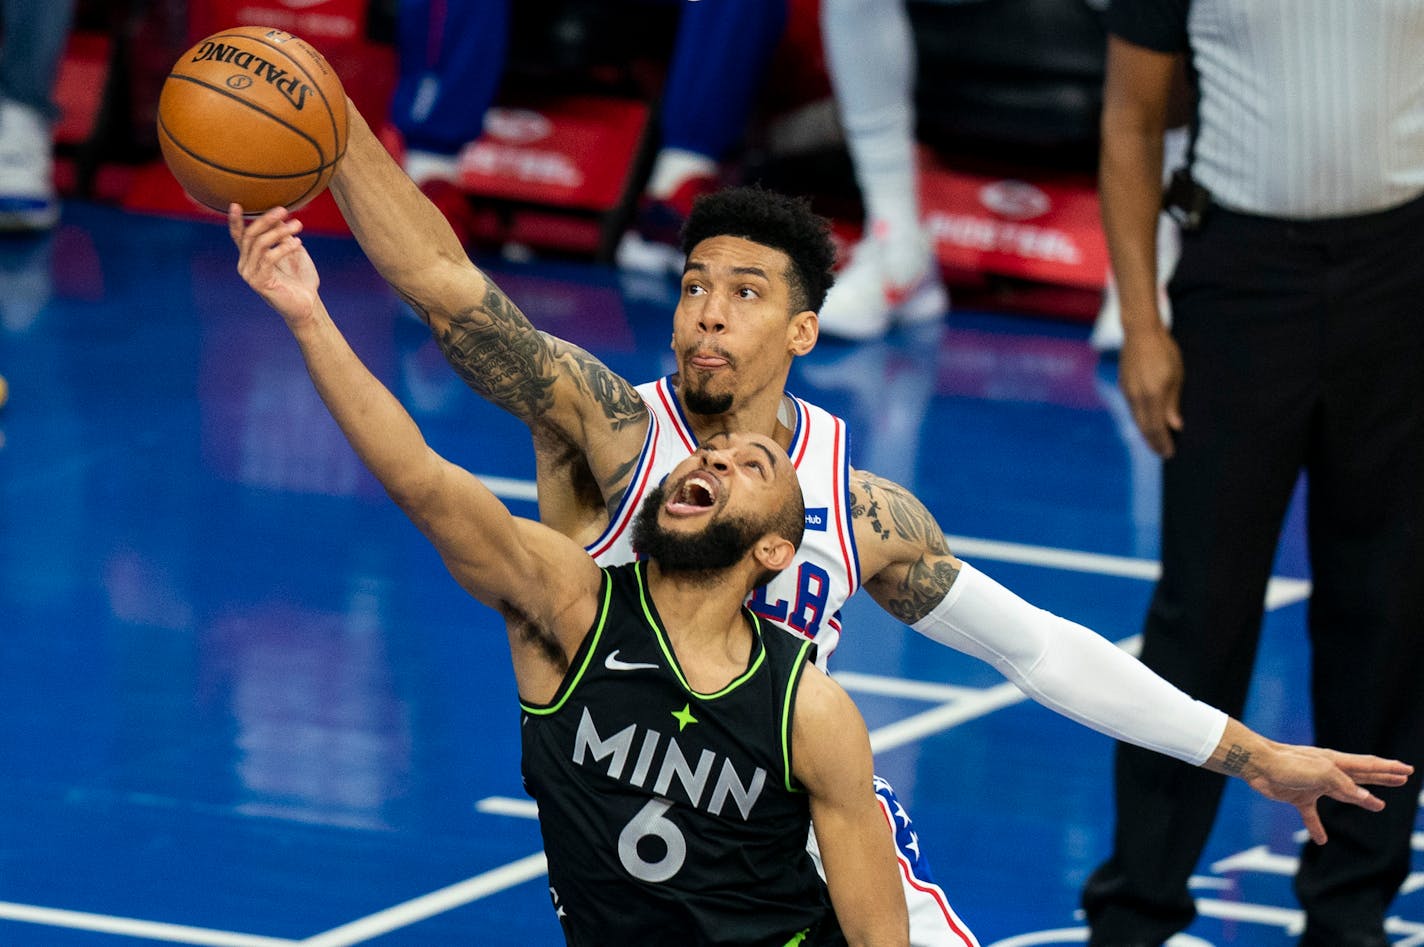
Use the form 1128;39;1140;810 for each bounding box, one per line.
232;209;912;946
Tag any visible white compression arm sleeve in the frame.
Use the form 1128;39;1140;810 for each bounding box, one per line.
911;561;1227;765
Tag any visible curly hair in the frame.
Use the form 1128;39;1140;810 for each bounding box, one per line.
680;185;838;314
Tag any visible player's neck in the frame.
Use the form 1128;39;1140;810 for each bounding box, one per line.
645;562;757;680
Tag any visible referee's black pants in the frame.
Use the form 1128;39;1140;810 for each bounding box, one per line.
1083;192;1424;945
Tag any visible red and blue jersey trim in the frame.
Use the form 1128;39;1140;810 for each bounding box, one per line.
585;412;661;561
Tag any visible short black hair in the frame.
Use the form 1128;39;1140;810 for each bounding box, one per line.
680;185;838;314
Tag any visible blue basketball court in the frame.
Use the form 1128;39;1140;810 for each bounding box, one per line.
0;201;1419;946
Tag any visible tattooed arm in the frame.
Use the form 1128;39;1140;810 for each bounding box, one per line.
849;469;963;623
328;99;649;504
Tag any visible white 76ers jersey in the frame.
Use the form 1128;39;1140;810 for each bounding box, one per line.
585;376;862;665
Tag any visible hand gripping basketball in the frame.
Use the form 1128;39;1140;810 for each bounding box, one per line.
158;26;348;214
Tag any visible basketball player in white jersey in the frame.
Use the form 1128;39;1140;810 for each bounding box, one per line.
309;101;1414;946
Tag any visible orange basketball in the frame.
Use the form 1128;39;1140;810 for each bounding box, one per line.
157;26;348;214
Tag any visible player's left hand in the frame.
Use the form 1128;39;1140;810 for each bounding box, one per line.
1244;743;1413;844
230;204;320;327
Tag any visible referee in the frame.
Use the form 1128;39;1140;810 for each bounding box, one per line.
1083;2;1424;946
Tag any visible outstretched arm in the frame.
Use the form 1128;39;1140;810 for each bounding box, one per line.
230;205;601;695
849;468;1413;839
326;100;649;504
793;668;909;947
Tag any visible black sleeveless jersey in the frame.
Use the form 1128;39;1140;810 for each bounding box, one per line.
520;562;845;947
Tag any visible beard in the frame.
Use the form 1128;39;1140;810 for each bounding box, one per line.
681;383;734;417
678;354;736;416
631;482;764;580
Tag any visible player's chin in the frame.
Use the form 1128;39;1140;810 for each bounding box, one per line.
680;381;736;416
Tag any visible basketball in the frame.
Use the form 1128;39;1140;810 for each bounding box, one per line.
157;26;348;214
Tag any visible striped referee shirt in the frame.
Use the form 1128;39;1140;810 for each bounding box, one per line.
1108;0;1424;219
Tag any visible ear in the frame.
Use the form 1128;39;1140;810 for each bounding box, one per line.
753;534;797;575
787;310;818;357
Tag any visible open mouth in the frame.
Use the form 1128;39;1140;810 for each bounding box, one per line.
665;471;720;515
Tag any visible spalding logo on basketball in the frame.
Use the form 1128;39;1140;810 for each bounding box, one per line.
157;26;348;214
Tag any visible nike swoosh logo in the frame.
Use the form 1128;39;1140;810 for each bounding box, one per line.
604;650;659;672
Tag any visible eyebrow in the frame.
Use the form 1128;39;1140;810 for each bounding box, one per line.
701;434;779;473
751;441;780;473
682;261;771;282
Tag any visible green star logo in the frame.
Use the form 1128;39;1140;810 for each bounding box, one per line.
671;703;698;732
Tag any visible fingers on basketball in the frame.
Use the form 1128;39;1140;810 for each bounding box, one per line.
158;26;348;215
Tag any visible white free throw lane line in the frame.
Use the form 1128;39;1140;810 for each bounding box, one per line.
0;902;297;946
483;477;1315;606
475;796;540;819
298;852;549;947
831;671;985;702
944;534;1312;609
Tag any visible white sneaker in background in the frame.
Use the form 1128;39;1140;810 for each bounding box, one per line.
817;232;948;341
0;101;59;233
1091;210;1181;353
614;229;685;276
401;148;461;186
1090;276;1127;353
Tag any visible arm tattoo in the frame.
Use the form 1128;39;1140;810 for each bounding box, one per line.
436;282;557;421
882;556;961;625
855;472;959;623
1221;744;1252;775
854;473;951;555
548;340;646;430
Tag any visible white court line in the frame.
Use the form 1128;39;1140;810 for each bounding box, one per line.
298;852;548;947
1210;844;1300;877
1190;899;1424;941
867;679;1033;754
475;796;540;819
0;902;297;946
481;475;540;503
831;671;985;703
1213;844;1424;897
481;479;1316;609
945;533;1313;610
944;534;1162;580
1193;898;1305;933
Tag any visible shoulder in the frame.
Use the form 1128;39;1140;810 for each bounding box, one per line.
791;664;872;794
794;662;851;724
